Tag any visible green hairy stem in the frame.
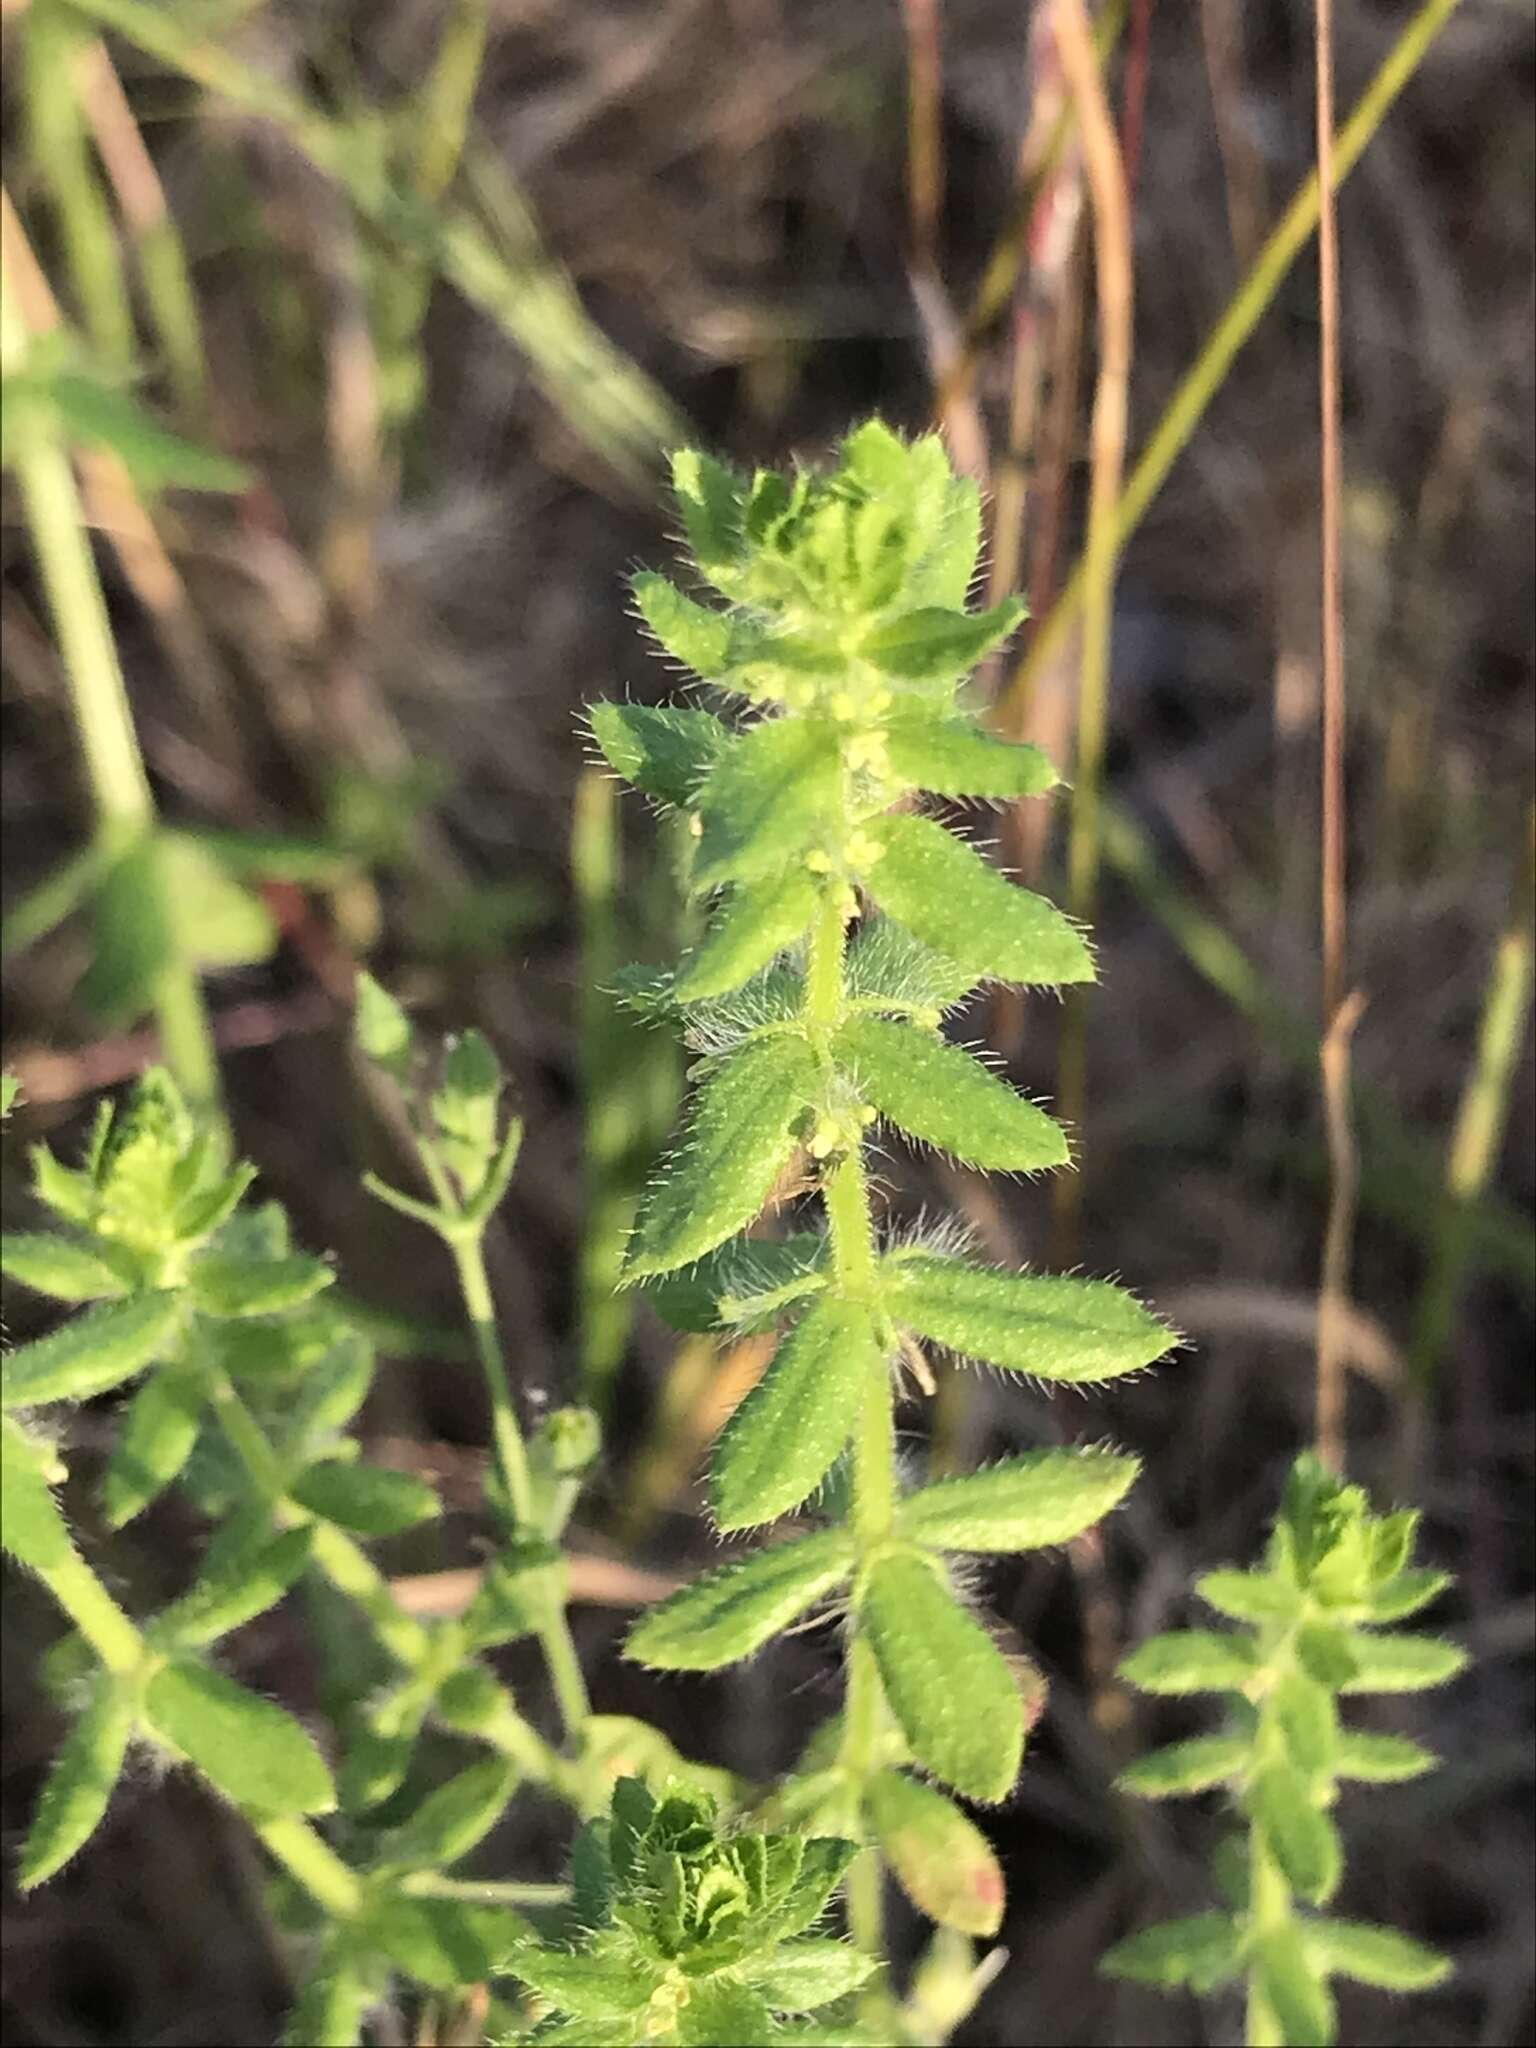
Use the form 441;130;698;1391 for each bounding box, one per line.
599;423;1175;2000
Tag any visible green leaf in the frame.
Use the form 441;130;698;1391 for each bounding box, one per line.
632;571;734;678
151;1526;314;1647
1363;1568;1452;1622
362;1894;518;1990
289;1459;440;1536
1250;1763;1342;1904
674;869;820;1002
0;1232;130;1302
188;1252;334;1319
144;1660;335;1814
17;1679;134;1889
1368;1510;1419;1585
840;416;913;496
91;1070;193;1228
158;832;278;968
693;719;843;889
882;1254;1175;1383
174;1165;259;1251
861;1551;1023;1802
1293;1620;1360;1688
624;1035;818;1277
1100;1912;1246;1993
671;447;745;581
742;1939;877;2013
859;600;1024;683
589;700;731;808
434;1664;510;1735
720;623;844;702
908;463;983;610
375;1757;519;1872
435;1029;502;1121
1;1292;185;1409
677;1979;775;2047
638;1233;828;1334
849;496;914;612
865;1769;1005;1935
762;1836;859;1942
1274;1669;1338;1777
503;1939;657;2014
431;1030;507;1196
277;1330;375;1447
1338;1632;1468;1693
1196;1569;1302;1624
90;1700;166;1850
101;1367;203;1526
460;1535;560;1655
79;838;173;1026
568;1814;614;1929
0;1073;19;1117
0;1415;71;1569
625;1528;855;1670
354;971;414;1075
834;1014;1068;1171
846;917;976;1013
1211;1832;1251;1909
608;1774;655;1886
1334;1730;1437;1782
711;1297;880;1531
864;814;1094;985
743;466;797;546
29;1147;98;1228
1116;1734;1249;1799
899;1447;1139;1553
1306;1920;1451;1992
884;717;1059;800
1118;1630;1260;1695
41;372;248;491
1253;1922;1337;2048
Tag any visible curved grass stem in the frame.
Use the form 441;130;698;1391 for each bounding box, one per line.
1002;0;1466;721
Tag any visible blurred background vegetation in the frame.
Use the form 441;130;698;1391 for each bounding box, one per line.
1;1;1531;2044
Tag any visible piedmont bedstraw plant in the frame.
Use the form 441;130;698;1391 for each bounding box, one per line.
0;429;1462;2047
1102;1453;1465;2047
0;1062;545;2037
591;422;1178;2007
0;1045;862;2045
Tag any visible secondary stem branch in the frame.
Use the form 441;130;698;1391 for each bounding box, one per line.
449;1231;592;1738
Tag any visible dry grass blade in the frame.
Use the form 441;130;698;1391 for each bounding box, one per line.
1316;990;1366;1472
1313;0;1353;1476
1047;0;1134;1262
1003;0;1468;720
